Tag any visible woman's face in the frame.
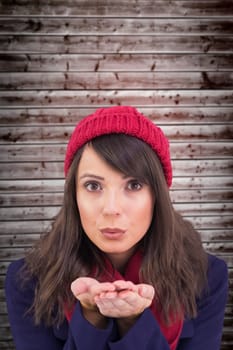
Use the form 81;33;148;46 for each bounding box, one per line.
76;144;154;269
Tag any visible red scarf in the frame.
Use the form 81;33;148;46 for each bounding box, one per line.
64;250;183;350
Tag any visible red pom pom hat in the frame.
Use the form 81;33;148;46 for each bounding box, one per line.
64;106;172;187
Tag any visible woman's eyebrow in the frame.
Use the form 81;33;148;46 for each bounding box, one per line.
79;173;105;181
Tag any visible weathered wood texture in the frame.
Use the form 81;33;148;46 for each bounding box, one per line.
0;1;232;349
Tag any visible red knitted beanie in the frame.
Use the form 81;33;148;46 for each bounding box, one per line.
64;106;172;187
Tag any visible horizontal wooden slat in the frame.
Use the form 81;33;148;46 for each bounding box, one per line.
170;143;233;159
199;230;233;242
0;325;11;340
1;240;233;262
0;248;30;261
191;216;233;230
221;346;233;350
1;142;232;162
0;262;12;275
0;178;64;194
1;124;232;144
0;233;40;248
0;1;233;17
171;159;233;176
0;189;232;208
0;179;65;192
204;242;233;254
0;215;232;237
1;71;233;90
0;315;11;326
1;35;233;54
1;229;232;252
171;177;233;190
0;220;52;235
1;159;232;178
1;54;233;72
1;235;232;265
0;202;232;221
1;18;233;35
0;340;14;350
0;289;6;301
0;90;233;107
170;188;233;203
222;332;233;344
0;219;232;238
0;176;232;193
0;207;59;221
0;144;65;161
0;107;232;125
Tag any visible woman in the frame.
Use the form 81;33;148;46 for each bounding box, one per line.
5;106;228;350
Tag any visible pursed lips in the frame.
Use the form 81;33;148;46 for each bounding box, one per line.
100;227;126;239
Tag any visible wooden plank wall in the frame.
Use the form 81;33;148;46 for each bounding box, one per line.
0;1;232;349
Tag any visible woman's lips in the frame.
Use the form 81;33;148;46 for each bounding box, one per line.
100;228;126;239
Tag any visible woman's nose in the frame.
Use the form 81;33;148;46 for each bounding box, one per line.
102;191;121;216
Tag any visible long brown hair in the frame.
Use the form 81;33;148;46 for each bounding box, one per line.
24;134;208;326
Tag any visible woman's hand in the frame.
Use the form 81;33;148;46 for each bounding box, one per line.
71;277;115;311
94;280;155;318
71;278;155;333
71;277;116;328
95;280;155;336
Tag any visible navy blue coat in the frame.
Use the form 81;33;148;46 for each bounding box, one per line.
5;254;228;350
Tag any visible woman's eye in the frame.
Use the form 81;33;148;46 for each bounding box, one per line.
127;180;143;191
84;182;101;192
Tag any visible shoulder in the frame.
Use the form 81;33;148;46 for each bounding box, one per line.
198;253;228;307
5;258;25;286
206;254;228;288
6;258;28;286
6;258;25;278
180;255;229;344
5;258;36;303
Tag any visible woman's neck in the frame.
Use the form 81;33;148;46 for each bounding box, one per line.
106;247;136;274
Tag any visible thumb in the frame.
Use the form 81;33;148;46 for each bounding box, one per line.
138;284;155;300
71;279;88;297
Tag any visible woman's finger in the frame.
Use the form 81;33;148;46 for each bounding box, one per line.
113;280;135;291
138;284;155;300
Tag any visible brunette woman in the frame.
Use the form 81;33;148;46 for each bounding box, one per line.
5;106;228;350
